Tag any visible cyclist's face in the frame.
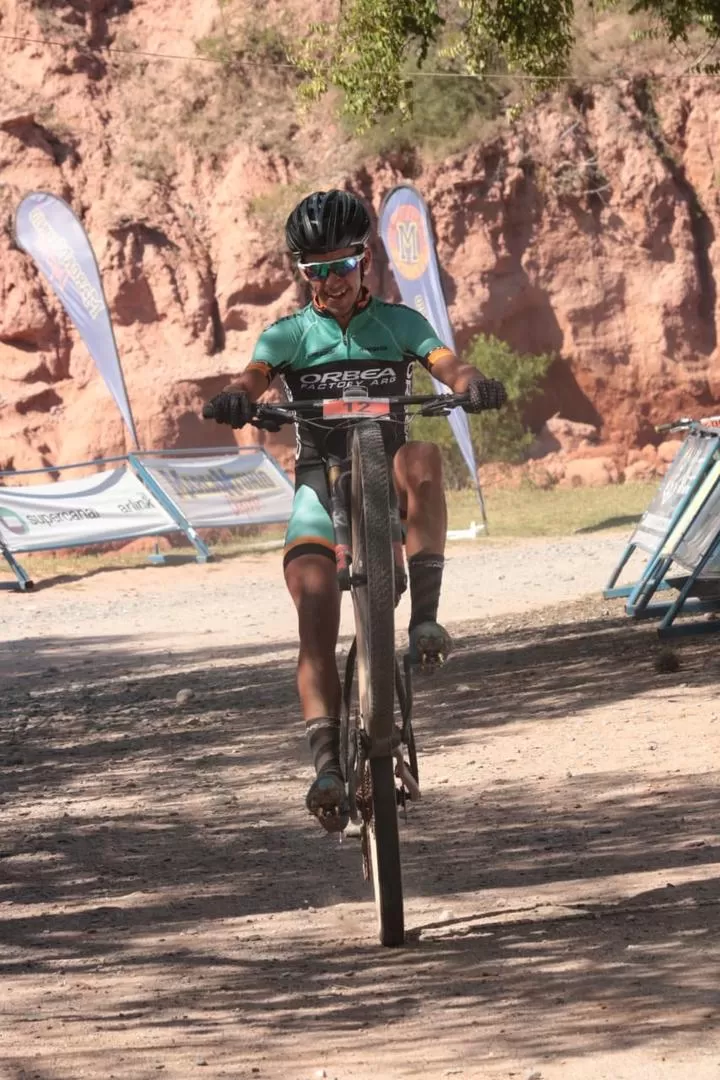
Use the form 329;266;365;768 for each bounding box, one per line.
302;245;371;321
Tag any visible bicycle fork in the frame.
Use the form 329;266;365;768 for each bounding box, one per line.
329;454;418;826
341;638;420;822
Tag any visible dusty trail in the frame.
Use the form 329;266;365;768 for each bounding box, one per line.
1;534;719;1079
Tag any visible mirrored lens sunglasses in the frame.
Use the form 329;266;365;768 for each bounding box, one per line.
297;255;362;281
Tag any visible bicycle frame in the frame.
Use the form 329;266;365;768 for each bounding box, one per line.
326;437;406;597
202;387;469;946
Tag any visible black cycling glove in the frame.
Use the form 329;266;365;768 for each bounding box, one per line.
208;391;253;428
465;378;508;413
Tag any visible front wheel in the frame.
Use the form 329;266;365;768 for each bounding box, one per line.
366;756;404;947
351;422;404;946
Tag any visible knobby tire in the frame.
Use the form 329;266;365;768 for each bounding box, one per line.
351;422;404;947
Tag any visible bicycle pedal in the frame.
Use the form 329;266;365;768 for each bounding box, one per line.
315;806;350;833
418;650;445;673
394;758;421;802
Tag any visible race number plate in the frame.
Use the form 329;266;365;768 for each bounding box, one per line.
322;399;391;418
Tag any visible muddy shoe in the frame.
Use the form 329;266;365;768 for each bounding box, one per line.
305;769;350;833
408;620;453;671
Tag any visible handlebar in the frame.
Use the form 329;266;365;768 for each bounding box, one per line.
655;415;720;434
655;418;695;434
202;391;471;429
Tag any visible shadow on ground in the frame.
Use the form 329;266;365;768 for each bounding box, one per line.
1;599;719;1070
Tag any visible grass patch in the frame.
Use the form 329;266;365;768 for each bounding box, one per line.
448;481;658;538
349;53;509;162
247;182;311;226
411;336;554;482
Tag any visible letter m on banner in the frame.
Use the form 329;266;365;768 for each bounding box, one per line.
396;221;421;266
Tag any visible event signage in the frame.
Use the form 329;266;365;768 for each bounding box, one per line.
603;425;720;634
379;184;485;519
661;459;720;577
130;449;294;529
0;467;176;553
630;431;714;553
604;428;720;600
14;191;139;446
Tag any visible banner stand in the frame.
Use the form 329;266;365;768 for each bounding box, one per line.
0;455;205;585
603;431;720;636
627;456;720;621
129;460;211;564
15;192;140;447
128;446;295;535
656;535;720;637
379;183;488;532
147;540;168;566
604;545;671;600
604;428;720;602
0;447;296;588
0;536;34;591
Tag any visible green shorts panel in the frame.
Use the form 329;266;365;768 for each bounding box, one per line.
284;481;335;564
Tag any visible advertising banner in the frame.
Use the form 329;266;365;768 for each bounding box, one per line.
661;459;720;577
0;467;176;553
14;191;139;446
631;431;715;553
131;449;294;529
379;184;484;514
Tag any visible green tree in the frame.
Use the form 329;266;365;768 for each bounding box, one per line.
293;0;720;129
410;334;554;485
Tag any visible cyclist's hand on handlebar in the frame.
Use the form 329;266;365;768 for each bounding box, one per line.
206;390;253;428
464;378;508;413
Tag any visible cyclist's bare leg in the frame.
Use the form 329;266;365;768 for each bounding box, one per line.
284;553;348;829
393;441;452;666
393;441;447;557
284;553;341;720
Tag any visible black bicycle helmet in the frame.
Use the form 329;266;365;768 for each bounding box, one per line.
285;189;371;258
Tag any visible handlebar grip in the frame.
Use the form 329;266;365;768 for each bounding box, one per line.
202;402;216;420
655;419;692;434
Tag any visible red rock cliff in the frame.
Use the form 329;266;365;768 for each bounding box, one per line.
1;1;719;475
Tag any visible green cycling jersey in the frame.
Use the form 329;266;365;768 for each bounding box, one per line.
246;289;452;466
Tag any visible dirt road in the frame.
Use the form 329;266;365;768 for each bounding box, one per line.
1;534;719;1080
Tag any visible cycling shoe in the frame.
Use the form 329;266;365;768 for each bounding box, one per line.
408;620;453;671
305;769;350;833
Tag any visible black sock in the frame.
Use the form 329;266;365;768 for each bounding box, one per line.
408;552;445;632
305;717;341;776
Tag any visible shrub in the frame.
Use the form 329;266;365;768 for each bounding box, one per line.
409;334;554;486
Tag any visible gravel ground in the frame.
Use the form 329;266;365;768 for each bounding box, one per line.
1;532;719;1080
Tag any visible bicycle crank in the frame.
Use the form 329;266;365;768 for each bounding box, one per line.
395;753;421;802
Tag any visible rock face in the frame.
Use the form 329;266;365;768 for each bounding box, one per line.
1;2;720;482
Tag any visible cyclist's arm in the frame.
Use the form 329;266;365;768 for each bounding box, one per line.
221;319;294;401
221;365;272;403
424;350;487;393
397;307;487;392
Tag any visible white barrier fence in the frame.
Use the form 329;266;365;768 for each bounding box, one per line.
1;445;484;592
130;449;294;530
0;447;294;590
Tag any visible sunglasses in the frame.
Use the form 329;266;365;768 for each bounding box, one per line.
297;254;363;281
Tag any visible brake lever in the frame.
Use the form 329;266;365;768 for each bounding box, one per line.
251;406;295;432
250;417;282;433
419;401;454;417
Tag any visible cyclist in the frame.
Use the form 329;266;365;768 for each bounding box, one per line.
207;189;506;831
